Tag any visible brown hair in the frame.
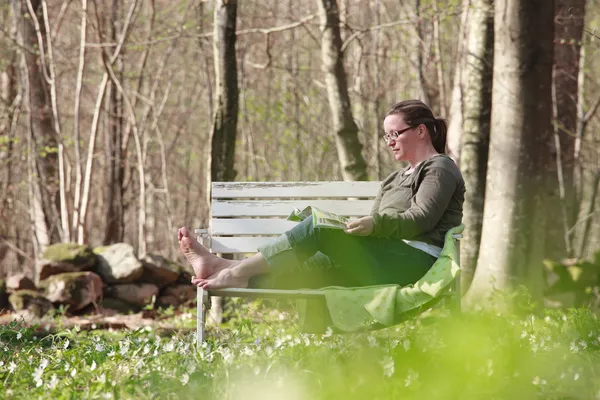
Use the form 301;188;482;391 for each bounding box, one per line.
385;100;447;154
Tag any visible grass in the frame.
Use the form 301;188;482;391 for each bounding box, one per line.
1;299;600;399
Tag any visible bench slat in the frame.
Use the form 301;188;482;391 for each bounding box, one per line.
212;181;380;198
207;237;288;254
211;219;300;235
212;200;374;217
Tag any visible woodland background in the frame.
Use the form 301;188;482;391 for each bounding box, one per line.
0;0;599;300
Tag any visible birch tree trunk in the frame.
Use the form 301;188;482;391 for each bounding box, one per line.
447;0;494;291
19;0;60;252
467;0;555;302
316;0;368;181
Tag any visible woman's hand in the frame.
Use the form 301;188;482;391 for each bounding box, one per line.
344;216;374;236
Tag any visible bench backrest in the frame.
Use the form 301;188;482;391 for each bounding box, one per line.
205;181;381;254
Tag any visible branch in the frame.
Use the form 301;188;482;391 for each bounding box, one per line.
341;18;414;53
583;94;600;123
85;13;317;48
584;28;600;41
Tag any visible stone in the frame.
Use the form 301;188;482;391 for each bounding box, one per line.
161;284;196;307
93;243;144;284
105;283;159;307
0;279;8;311
36;243;97;283
139;254;181;288
99;297;140;314
8;290;53;317
157;295;179;307
40;272;103;311
6;273;36;292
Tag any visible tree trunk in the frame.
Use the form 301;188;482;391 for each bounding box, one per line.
19;0;60;251
448;0;494;291
207;0;240;325
316;0;368;181
103;0;126;244
467;0;555;302
546;0;586;258
209;0;239;183
0;6;19;264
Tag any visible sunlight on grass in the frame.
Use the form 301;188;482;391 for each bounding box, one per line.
1;301;600;399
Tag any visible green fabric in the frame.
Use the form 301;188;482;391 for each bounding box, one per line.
297;224;464;333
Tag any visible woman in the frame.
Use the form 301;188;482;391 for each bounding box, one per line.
178;100;465;290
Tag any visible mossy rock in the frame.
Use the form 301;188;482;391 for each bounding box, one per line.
100;297;140;314
39;272;103;311
140;254;183;288
37;243;97;283
93;243;143;284
8;290;52;317
42;243;97;266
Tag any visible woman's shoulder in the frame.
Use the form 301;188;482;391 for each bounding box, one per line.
421;155;463;180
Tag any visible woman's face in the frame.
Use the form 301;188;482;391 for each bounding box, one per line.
383;113;420;162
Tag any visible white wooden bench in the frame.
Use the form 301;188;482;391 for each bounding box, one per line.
195;181;462;345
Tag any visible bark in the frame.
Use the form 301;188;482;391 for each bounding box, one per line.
448;0;494;291
546;0;586;258
209;0;239;183
0;7;19;264
103;0;126;244
20;0;61;251
316;0;368;181
467;0;555;302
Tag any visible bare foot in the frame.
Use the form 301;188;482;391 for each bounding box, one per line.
192;266;249;290
178;226;234;279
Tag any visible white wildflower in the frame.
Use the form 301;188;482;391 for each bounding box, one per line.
63;339;70;349
40;358;49;370
119;341;130;356
16;332;22;340
90;361;97;371
405;368;419;387
107;350;116;357
164;341;175;352
70;368;77;378
579;340;588;350
180;373;189;385
0;361;4;367
570;341;580;353
95;343;105;352
367;336;377;347
402;339;411;352
8;361;17;373
102;392;112;399
381;356;395;378
574;373;580;381
47;374;58;389
32;367;44;387
64;362;70;372
532;376;541;385
323;327;333;338
97;373;106;384
143;344;151;355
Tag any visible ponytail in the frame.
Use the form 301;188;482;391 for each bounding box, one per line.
431;118;447;154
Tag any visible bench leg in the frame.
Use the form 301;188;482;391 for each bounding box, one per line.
197;287;210;346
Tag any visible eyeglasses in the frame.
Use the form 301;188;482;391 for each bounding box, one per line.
383;126;413;143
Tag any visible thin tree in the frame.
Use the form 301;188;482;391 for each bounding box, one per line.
447;0;494;290
316;0;368;181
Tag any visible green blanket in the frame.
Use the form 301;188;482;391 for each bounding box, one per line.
297;225;464;333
